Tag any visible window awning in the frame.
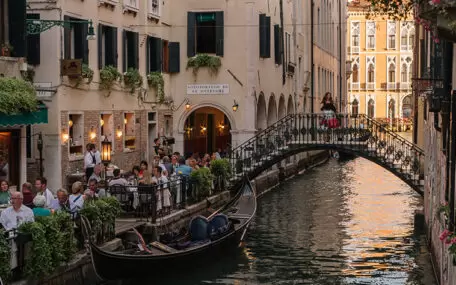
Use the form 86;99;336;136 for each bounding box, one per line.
0;104;48;127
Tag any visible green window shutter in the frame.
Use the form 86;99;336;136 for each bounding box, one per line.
133;32;139;69
259;14;266;58
150;37;162;72
168;42;180;73
122;30;127;72
111;27;118;68
265;16;271;58
82;22;89;64
26;14;40;65
215;11;224;56
63;15;71;59
8;0;26;57
98;24;103;69
274;24;281;64
187;12;196;57
146;37;150;73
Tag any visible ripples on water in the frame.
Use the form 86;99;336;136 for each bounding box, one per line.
116;156;435;285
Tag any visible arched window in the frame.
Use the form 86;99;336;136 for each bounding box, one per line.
401;64;408;82
388;64;395;82
409;29;415;50
368;99;375;118
388;99;396;119
401;28;408;50
352;65;359;82
351;99;359;115
402;95;412;118
367;64;374;82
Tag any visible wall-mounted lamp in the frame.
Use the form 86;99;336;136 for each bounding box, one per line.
200;124;207;135
68;120;73;127
170;98;191;111
218;122;225;134
100;118;104;127
89;126;97;140
232;100;239;112
61;129;69;144
185;100;191;110
116;126;123;138
124;118;128;124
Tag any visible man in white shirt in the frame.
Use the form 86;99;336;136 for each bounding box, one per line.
0;192;34;231
34;177;54;208
84;143;101;182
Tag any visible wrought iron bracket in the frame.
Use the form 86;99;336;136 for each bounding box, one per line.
26;19;93;35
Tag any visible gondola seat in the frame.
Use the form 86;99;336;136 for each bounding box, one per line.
208;214;231;240
189;216;210;242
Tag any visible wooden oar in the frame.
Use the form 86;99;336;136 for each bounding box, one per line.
132;228;153;254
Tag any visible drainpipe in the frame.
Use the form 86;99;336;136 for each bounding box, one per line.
280;0;285;85
310;0;314;115
338;0;342;112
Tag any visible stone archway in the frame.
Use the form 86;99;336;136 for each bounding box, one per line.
256;92;267;131
267;94;278;126
287;95;294;115
278;95;286;119
182;106;233;157
402;95;412;119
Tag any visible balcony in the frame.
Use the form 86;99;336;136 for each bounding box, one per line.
0;56;27;78
123;0;139;15
387;82;396;90
400;82;411;90
148;0;161;19
351;82;360;90
99;0;118;8
366;82;375;90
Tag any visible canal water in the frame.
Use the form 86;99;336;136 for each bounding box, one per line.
112;152;437;284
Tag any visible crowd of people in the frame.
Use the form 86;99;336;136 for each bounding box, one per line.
0;176;106;231
0;139;228;232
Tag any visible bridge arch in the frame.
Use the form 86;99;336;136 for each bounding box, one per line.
256;92;267;131
278;94;286;119
267;94;278;126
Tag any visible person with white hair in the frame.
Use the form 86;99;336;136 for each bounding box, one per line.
32;195;52;217
0;191;34;230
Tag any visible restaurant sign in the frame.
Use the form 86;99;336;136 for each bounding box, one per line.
187;84;229;95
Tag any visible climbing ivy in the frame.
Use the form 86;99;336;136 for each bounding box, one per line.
123;68;143;93
0;77;38;114
186;54;222;76
366;0;416;20
99;65;121;91
147;72;165;103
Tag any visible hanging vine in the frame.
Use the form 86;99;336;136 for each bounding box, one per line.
147;72;165;103
123;68;143;94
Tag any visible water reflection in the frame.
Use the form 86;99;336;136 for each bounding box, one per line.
112;154;435;285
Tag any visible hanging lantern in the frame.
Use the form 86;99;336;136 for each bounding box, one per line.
101;137;112;164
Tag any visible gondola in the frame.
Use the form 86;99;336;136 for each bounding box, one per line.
81;176;257;281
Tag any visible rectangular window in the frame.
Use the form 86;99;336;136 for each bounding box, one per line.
124;113;136;151
388;35;396;49
98;24;117;69
68;114;84;157
259;14;271;58
27;14;41;65
367;35;375;49
187;11;223;57
352;35;359;47
149;0;160;18
122;30;139;72
146;37;180;73
64;16;89;63
366;21;375;49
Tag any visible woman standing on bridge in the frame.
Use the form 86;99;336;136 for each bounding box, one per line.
320;92;339;141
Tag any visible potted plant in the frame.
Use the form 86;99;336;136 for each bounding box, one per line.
210;158;232;191
1;43;13;57
123;68;143;93
190;168;214;201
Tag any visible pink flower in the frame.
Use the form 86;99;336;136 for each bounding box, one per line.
434;37;440;44
450;237;456;244
440;229;452;241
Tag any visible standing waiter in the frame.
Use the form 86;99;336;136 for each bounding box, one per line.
84;143;101;182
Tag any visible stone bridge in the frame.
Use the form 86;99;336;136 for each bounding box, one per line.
229;113;425;195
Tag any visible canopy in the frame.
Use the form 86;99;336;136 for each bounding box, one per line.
0;104;48;127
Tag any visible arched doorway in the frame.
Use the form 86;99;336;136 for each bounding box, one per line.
183;107;232;157
267;95;278;126
351;99;359;115
278;95;286;119
287;95;294;115
402;95;412;118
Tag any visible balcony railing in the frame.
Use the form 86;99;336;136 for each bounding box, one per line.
351;82;360;90
400;82;411;90
366;82;375;90
387;82;396;90
351;46;360;53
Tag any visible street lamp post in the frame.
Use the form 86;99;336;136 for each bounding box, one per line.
26;19;96;38
101;137;112;180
